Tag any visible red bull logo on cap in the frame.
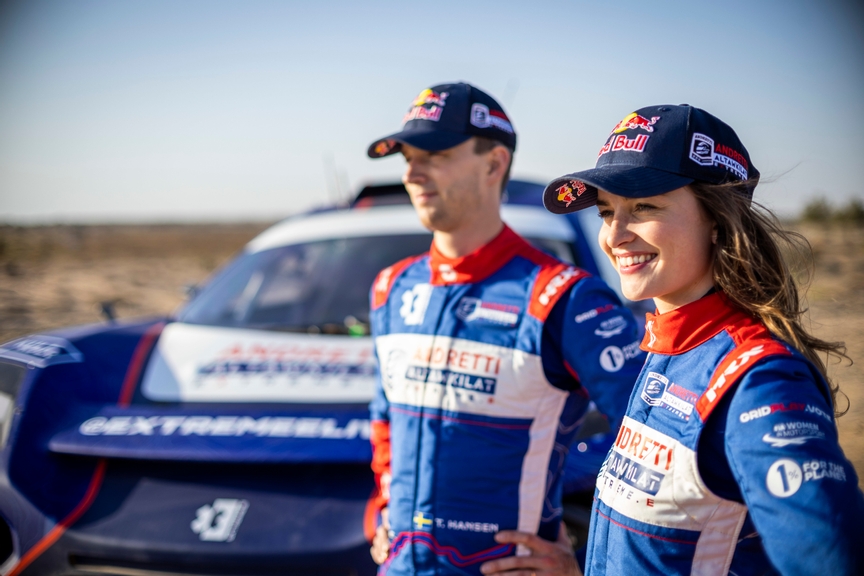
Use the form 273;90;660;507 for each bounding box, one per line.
374;139;396;157
557;180;587;207
403;88;450;124
611;112;660;134
412;88;449;108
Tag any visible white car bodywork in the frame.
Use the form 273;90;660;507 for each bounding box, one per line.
145;204;616;404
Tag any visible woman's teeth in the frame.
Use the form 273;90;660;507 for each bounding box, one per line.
618;254;656;267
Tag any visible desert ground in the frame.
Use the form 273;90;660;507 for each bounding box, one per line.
1;221;862;487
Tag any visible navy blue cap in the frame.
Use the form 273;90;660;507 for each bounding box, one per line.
368;82;517;158
542;105;759;214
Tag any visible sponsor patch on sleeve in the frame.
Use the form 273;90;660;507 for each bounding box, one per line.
599;341;642;372
761;420;826;448
766;457;848;498
528;265;589;321
697;340;791;420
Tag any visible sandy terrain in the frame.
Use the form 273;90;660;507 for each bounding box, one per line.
0;221;862;486
794;224;864;487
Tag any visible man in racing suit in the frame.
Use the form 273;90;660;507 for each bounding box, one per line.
365;82;644;576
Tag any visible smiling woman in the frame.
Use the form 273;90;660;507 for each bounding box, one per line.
542;104;864;576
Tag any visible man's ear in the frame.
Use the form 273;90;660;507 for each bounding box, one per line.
487;145;510;182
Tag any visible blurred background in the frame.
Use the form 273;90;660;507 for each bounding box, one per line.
1;0;863;483
1;0;863;222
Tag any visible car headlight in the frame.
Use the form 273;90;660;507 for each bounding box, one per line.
0;362;26;449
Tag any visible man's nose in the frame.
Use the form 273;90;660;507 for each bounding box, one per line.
402;158;427;185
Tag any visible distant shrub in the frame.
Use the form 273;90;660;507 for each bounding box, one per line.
835;199;864;225
801;198;833;223
800;197;864;225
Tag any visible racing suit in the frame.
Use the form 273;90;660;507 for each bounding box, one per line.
368;225;644;576
585;291;864;575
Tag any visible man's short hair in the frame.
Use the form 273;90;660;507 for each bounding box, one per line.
473;137;513;195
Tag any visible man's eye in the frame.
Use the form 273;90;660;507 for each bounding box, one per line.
634;204;656;212
597;210;612;219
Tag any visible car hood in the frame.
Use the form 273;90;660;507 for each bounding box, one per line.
0;321;379;465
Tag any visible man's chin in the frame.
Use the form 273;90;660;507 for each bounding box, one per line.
415;209;456;233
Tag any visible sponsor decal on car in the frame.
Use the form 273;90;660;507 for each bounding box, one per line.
191;498;249;542
197;358;374;378
0;335;83;368
141;324;377;403
79;415;371;439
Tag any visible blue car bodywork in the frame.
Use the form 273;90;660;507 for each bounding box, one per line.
0;181;637;576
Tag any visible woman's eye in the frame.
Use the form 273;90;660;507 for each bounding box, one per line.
597;210;612;219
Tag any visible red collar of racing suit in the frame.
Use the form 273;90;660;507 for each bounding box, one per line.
641;291;759;355
428;224;524;285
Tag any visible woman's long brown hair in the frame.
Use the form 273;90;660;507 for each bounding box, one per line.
689;180;850;415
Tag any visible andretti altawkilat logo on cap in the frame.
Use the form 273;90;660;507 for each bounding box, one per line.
470;103;514;134
689;132;749;181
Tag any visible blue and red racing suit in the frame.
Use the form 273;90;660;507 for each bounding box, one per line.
368;225;644;576
585;291;864;575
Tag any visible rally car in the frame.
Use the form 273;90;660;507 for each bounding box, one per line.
0;180;642;576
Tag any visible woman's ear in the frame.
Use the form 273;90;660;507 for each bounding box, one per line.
711;223;718;244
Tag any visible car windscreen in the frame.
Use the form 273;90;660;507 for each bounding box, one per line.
178;233;576;335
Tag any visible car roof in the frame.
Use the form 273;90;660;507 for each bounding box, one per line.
247;204;577;254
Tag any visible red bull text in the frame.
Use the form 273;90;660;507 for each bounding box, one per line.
598;134;650;158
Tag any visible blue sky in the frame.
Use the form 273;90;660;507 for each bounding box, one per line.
1;0;862;222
